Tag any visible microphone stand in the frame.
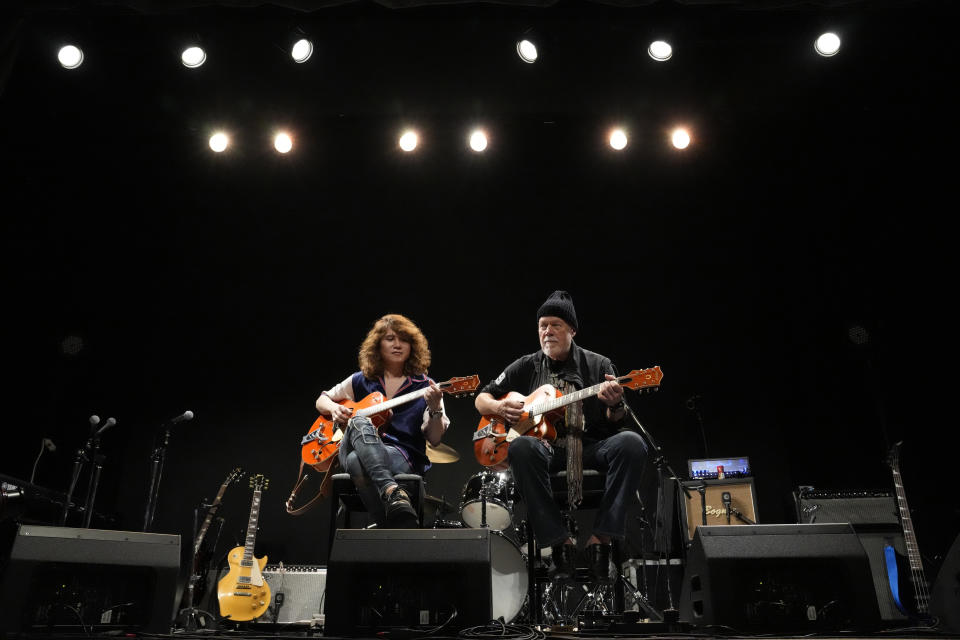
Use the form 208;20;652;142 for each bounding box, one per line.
623;403;687;624
143;426;171;532
81;434;105;529
60;438;90;526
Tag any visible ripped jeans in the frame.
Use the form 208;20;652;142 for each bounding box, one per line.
337;415;413;525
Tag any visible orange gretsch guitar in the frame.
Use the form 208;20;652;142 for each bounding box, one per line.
473;366;663;469
300;375;480;471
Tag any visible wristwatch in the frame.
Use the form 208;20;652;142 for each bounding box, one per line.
429;409;443;418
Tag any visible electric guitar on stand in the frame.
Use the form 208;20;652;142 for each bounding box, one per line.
473;366;663;469
886;442;931;620
218;474;270;622
179;467;244;629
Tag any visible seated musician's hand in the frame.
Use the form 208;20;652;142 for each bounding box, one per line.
499;398;524;423
330;404;354;423
425;382;442;412
598;374;624;406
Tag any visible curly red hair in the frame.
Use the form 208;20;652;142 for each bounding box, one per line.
358;314;431;379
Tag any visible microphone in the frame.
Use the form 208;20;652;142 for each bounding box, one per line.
168;410;194;425
89;415;101;432
42;438;56;452
685;395;701;410
721;491;732;525
94;417;117;437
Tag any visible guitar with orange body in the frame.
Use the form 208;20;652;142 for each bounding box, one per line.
473;366;663;469
300;375;480;471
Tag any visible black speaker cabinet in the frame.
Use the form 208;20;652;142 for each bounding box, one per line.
0;524;180;634
680;524;882;632
679;478;759;543
931;532;960;633
325;528;526;636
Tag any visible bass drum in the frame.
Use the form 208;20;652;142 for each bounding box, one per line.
459;470;516;531
490;531;528;624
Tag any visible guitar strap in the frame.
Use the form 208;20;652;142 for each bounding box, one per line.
884;542;907;614
285;457;341;516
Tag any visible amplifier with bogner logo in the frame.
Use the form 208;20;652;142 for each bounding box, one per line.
679;457;758;543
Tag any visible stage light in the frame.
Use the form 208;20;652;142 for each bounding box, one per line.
671;127;691;149
291;38;313;63
399;130;418;152
57;45;83;69
609;128;628;151
181;46;206;68
274;132;293;153
648;40;672;62
517;39;538;63
469;129;488;152
209;132;229;153
815;32;841;57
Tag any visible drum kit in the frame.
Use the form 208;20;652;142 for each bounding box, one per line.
423;444;529;624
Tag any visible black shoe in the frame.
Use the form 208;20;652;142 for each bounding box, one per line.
584;543;612;581
550;543;578;578
385;488;419;528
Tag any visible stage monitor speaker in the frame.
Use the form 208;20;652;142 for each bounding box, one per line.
680;524;882;632
0;524;180;635
325;528;524;636
679;478;759;543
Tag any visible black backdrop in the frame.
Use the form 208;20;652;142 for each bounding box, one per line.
1;0;955;580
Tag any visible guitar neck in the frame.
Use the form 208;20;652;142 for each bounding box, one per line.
528;375;628;415
891;464;930;612
241;489;262;566
194;483;230;555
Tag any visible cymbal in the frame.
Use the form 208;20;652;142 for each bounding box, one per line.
426;442;460;463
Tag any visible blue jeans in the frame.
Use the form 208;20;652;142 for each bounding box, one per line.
338;416;413;525
508;430;648;548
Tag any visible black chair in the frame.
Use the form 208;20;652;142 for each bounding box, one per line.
524;469;628;624
327;472;425;556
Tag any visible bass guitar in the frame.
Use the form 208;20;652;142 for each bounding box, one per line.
300;375;481;471
473;366;663;469
886;442;931;618
182;467;244;614
217;474;270;622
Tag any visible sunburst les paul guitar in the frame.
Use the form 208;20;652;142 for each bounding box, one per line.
300;375;481;471
218;474;270;622
473;366;663;469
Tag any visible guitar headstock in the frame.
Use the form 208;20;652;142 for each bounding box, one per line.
886;441;903;469
620;366;664;392
227;467;245;484
440;375;481;397
249;474;269;492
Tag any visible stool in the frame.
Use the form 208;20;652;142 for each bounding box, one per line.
524;470;627;624
327;472;425;556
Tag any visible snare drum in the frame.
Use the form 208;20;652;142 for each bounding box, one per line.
459;470;516;530
490;531;528;624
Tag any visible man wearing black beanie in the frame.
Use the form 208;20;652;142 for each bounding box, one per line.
474;290;648;582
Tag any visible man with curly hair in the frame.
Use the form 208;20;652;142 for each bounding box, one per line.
316;314;448;528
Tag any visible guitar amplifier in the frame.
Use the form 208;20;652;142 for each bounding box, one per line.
679;478;759;543
793;490;898;529
202;564;326;624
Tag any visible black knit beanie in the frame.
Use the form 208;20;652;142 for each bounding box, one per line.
536;290;578;331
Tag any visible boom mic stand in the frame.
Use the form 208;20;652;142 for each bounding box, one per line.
61;416;115;527
623;403;689;624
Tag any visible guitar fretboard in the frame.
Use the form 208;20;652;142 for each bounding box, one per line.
890;464;930;613
241;490;262;567
355;381;452;418
528;375;632;415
